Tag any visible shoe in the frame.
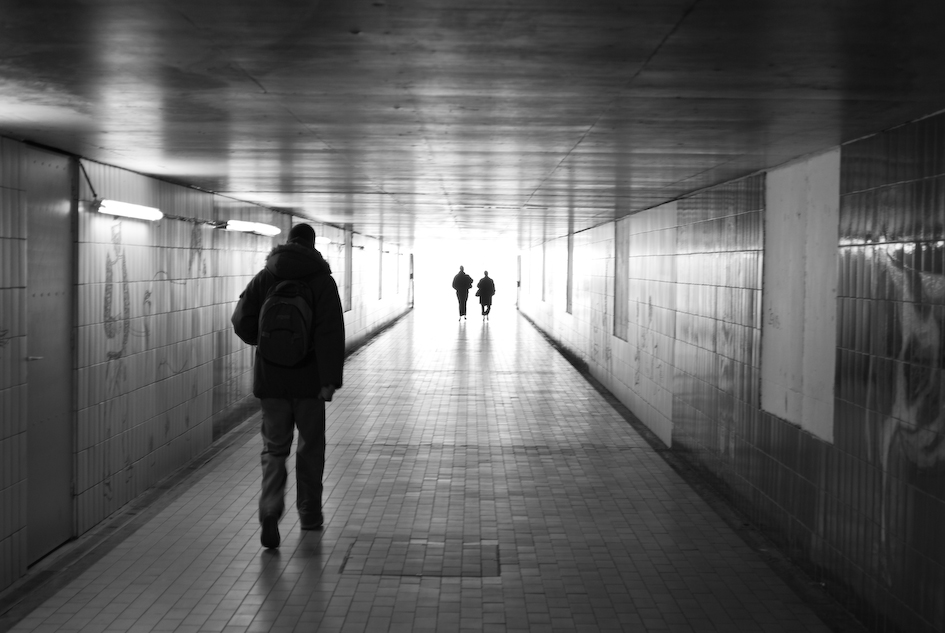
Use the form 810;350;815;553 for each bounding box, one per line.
261;516;280;549
301;516;324;530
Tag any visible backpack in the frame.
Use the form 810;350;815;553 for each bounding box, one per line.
258;278;315;366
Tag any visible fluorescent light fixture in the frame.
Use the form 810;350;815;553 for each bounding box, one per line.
222;220;281;237
315;236;332;245
94;199;163;221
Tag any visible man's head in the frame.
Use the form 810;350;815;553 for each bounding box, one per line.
288;223;316;249
459;265;465;272
484;271;489;277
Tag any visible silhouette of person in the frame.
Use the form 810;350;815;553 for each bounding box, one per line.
231;223;345;549
452;265;473;320
477;271;495;319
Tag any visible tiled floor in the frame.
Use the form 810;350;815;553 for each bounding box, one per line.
4;306;841;632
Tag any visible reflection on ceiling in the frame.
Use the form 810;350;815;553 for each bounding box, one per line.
3;0;945;248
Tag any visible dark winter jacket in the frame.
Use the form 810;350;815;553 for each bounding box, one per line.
231;243;345;398
452;271;473;294
477;276;495;305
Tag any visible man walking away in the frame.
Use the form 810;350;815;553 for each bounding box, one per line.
452;265;473;320
231;223;345;549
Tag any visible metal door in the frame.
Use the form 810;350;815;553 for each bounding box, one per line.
26;149;74;563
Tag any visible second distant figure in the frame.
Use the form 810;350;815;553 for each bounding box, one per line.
476;271;495;319
452;265;474;320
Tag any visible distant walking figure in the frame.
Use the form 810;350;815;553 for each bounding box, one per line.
477;271;495;319
452;265;474;320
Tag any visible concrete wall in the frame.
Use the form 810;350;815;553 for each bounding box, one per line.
761;149;839;443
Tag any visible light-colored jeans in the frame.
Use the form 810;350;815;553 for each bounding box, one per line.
259;397;325;525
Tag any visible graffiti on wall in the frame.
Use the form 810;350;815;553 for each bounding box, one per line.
871;248;945;585
881;250;945;467
633;297;662;388
99;219;208;501
104;223;131;360
102;221;130;500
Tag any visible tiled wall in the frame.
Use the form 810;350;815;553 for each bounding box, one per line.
0;139;412;594
835;114;945;632
619;205;678;446
521;129;945;631
521;214;678;446
672;175;766;494
520;224;611;371
573;225;616;378
345;232;411;352
74;161;278;533
521;234;573;349
0;138;27;589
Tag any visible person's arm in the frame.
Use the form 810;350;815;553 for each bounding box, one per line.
231;273;264;345
312;276;346;394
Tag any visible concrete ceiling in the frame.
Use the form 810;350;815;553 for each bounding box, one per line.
3;0;945;249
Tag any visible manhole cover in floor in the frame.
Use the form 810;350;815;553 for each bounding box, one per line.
340;539;500;577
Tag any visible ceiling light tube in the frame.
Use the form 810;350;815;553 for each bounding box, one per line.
223;220;281;237
94;199;163;221
315;236;332;245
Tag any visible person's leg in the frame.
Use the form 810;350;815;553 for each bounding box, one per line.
484;303;491;315
260;398;294;547
294;398;327;529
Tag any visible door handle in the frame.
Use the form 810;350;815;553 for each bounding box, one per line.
26;356;44;361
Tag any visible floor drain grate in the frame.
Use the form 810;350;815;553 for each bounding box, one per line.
340;539;500;577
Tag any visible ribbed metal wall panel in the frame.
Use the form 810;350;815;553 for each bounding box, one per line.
0;138;29;590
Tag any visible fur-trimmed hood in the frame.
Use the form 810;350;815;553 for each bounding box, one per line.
265;243;332;279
